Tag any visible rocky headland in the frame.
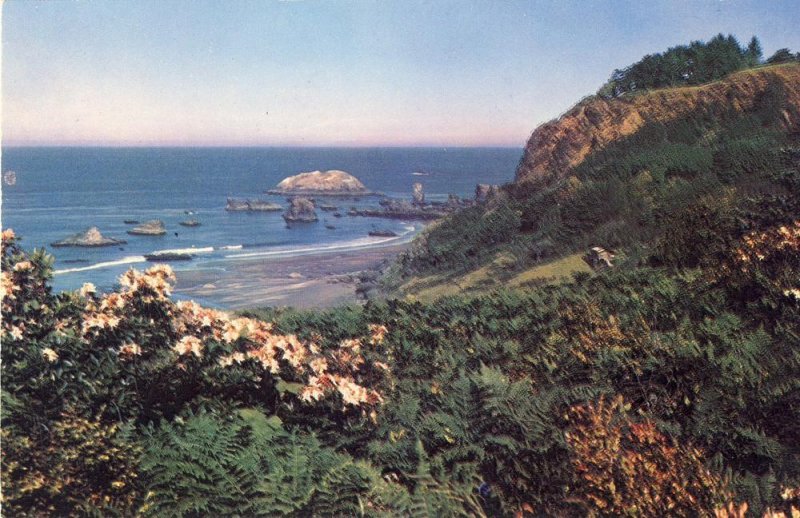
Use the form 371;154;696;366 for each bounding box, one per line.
283;197;318;223
515;64;800;185
268;170;376;196
51;227;127;248
127;220;167;236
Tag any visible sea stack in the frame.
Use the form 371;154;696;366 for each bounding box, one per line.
268;170;374;196
127;220;167;236
51;227;127;247
283;197;318;223
412;182;425;205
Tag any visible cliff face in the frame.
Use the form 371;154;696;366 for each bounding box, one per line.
515;64;800;184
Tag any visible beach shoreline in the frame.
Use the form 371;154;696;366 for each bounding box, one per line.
173;243;407;310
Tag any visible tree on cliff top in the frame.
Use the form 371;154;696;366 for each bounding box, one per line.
598;33;775;97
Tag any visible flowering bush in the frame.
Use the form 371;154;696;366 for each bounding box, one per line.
1;229;389;514
3;229;386;416
2;229;57;351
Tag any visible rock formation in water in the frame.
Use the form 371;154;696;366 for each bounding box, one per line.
51;227;127;247
368;229;398;237
127;220;167;236
225;198;282;211
412;182;425;205
446;194;462;208
283;197;319;222
247;200;283;211
354;199;457;220
145;252;193;262
268;170;374;196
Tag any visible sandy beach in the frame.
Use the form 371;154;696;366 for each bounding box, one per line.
173;243;407;309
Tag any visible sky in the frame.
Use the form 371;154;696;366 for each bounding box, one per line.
2;0;799;147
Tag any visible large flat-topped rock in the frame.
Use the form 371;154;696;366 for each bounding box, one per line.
268;170;375;196
127;220;167;236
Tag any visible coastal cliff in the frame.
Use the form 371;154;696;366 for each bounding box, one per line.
515;64;800;184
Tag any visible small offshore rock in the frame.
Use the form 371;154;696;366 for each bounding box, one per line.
127;220;167;236
368;229;398;237
51;227;127;247
225;198;282;211
283;197;318;223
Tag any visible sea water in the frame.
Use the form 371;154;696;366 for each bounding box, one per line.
1;147;520;303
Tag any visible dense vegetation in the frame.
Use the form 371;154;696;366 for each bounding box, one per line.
3;36;800;516
3;204;799;515
598;34;798;98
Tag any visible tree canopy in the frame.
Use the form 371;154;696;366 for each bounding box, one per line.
598;34;795;98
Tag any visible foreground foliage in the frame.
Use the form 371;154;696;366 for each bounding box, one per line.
2;224;800;516
2;155;800;518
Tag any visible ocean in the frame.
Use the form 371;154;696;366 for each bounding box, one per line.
1;147;520;304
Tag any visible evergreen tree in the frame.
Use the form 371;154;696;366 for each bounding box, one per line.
597;33;769;97
746;36;763;66
766;48;797;64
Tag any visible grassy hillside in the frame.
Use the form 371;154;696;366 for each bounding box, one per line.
394;253;591;303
